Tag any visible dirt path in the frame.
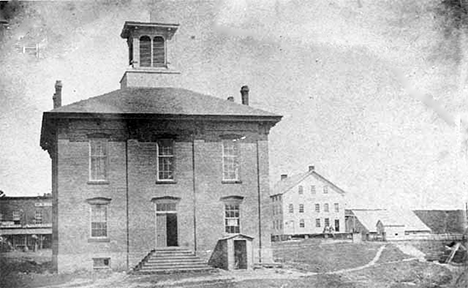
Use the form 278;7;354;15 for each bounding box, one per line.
41;244;399;288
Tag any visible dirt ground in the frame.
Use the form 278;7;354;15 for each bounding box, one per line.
0;240;465;288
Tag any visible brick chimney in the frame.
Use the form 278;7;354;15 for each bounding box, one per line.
308;165;315;172
53;80;62;109
281;174;288;180
240;85;249;105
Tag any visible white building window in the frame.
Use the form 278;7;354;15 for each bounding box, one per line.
325;218;330;227
157;140;174;181
335;219;340;232
298;185;303;194
311;185;316;194
89;139;108;181
324;203;329;212
299;204;304;213
222;139;240;181
334;203;339;212
323;185;329;194
315;218;321;227
289;204;294;213
299;219;305;228
315;204;320;213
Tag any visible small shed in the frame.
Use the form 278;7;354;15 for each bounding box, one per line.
376;220;405;240
208;234;254;270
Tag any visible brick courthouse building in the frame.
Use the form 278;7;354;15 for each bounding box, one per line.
40;21;281;272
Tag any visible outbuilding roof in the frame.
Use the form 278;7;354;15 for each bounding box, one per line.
350;209;431;233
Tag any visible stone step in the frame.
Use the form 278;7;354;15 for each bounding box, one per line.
137;267;215;274
140;263;211;270
146;258;206;264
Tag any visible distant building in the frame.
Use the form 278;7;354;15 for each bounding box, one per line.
40;21;281;273
270;166;346;240
346;209;431;240
413;210;466;234
0;195;52;251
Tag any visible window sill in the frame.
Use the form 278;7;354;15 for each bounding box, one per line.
155;180;177;185
88;238;110;243
222;180;242;184
87;181;110;185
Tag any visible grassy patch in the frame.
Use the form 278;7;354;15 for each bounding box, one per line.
129;270;219;284
377;244;414;264
273;239;382;273
346;260;453;288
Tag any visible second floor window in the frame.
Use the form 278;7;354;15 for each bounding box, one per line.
89;139;108;182
299;204;304;213
334;203;339;212
324;203;329;212
315;203;320;213
222;140;239;181
35;210;42;224
13;211;20;224
157;140;174;181
289;204;294;213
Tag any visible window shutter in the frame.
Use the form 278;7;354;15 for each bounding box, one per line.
153;36;165;66
140;36;151;67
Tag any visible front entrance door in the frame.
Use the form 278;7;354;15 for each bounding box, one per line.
234;240;247;269
156;213;178;247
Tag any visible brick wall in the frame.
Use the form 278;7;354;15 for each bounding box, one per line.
53;118;274;272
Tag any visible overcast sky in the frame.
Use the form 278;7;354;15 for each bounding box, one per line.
0;0;466;210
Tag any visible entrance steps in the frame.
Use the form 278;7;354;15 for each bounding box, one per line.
133;247;216;274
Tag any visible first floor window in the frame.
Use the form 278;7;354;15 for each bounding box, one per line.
35;210;42;224
225;203;240;234
299;219;305;228
89;139;108;181
315;218;321;227
324;218;330;227
91;204;108;238
299;204;304;213
157;140;174;181
289;204;294;213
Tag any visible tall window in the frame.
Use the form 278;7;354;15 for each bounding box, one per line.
324;203;329;212
299;204;304;213
225;203;240;234
89;139;108;181
157;140;174;181
35;210;42;225
315;203;320;213
324;218;330;227
299;219;305;228
315;218;321;227
323;185;329;194
91;204;108;238
140;36;151;67
334;203;339;212
298;185;303;194
222;140;239;181
311;185;316;194
289;204;294;213
153;36;165;66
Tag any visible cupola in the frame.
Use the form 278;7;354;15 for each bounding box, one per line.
119;21;180;88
